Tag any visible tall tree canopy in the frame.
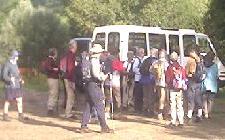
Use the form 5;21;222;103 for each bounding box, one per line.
204;0;225;63
65;0;209;36
0;0;70;66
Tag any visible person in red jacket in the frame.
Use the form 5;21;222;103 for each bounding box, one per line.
111;50;125;113
60;39;77;119
165;51;187;128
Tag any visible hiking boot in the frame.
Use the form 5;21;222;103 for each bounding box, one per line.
3;113;10;121
101;126;114;133
80;126;91;133
195;116;202;123
47;110;54;117
177;124;184;128
158;113;164;120
185;117;192;125
165;123;176;129
18;113;25;122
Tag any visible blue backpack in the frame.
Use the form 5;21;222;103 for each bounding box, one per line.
139;57;157;85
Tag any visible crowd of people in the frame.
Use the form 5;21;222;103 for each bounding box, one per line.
1;39;220;133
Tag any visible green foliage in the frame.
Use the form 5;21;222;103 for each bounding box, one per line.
17;8;70;67
139;0;208;32
204;0;225;63
23;74;49;92
0;0;70;67
66;0;209;37
0;0;18;28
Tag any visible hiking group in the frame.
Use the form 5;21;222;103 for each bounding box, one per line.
1;39;220;133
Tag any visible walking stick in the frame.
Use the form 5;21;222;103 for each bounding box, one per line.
109;74;113;120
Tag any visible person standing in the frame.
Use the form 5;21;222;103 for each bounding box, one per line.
185;48;205;123
46;48;60;116
60;39;77;119
165;52;186;128
152;49;169;120
81;44;113;133
122;51;135;110
2;50;25;121
140;48;158;116
111;50;125;112
133;48;145;113
203;51;218;119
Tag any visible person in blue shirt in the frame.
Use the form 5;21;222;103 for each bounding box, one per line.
203;51;218;119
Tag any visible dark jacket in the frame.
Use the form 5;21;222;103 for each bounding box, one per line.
46;56;59;79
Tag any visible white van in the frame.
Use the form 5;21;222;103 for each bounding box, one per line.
92;25;225;80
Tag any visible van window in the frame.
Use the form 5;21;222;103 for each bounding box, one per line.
108;32;120;53
94;33;106;49
183;35;196;56
169;35;179;55
128;33;147;55
76;40;90;55
198;37;212;53
149;33;166;50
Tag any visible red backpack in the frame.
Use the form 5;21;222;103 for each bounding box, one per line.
112;58;124;72
166;62;187;90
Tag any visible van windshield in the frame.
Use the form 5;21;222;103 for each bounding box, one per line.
128;33;147;55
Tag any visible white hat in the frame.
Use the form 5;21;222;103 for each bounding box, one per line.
90;44;104;54
170;51;178;61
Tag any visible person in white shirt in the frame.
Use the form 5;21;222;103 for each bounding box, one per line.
132;48;145;112
122;51;135;110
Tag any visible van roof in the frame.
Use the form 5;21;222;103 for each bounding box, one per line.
94;25;201;35
72;38;91;41
94;25;161;33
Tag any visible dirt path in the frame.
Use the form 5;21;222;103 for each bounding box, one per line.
0;90;225;140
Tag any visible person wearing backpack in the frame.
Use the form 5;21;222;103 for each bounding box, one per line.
45;48;60;116
2;50;25;121
203;51;218;119
152;49;169;120
132;48;145;113
80;44;113;133
139;48;158;116
111;51;125;113
165;51;186;128
122;51;135;110
185;48;206;123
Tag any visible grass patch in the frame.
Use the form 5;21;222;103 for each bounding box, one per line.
23;74;49;92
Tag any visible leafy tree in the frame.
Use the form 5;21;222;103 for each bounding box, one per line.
0;0;70;67
0;0;18;29
138;0;208;32
204;0;225;63
66;0;209;37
